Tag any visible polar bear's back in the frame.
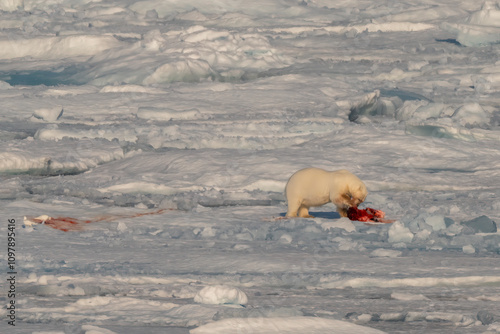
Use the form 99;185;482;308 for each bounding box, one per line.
285;168;335;205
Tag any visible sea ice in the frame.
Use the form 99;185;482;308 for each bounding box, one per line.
467;1;500;27
321;217;356;232
442;1;500;46
81;325;118;334
463;244;476;254
194;285;248;305
370;249;402;258
1;0;500;333
424;215;447;231
388;222;414;244
391;292;430;301
461;215;498;233
190;316;386;334
0;35;123;60
32;107;64;122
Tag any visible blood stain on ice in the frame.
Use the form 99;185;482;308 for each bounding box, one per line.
24;209;171;232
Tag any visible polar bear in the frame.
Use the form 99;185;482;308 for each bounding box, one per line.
285;168;367;218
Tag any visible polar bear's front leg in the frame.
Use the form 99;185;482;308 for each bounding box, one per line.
337;206;348;217
333;195;350;217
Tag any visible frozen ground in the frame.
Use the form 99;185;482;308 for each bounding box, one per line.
1;0;500;333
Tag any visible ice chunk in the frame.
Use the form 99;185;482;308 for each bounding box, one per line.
116;222;128;232
477;310;496;325
370;249;402;258
388;222;414;244
194;285;248;305
487;322;500;332
461;215;497;233
414;103;453;121
394;100;427;121
391;292;430;301
137;107;202;121
380;312;406;321
443;223;464;236
0;0;23;12
190;316;387;334
424;215;447;231
82;325;118;334
455;23;500;46
145;9;159;19
141;29;166;51
32;107;64;122
452;103;490;127
176;10;208;22
0;35;123;60
143;59;215;84
425;312;472;324
414;229;431;241
442;1;500;46
279;234;293;244
467;1;500;27
462;245;476;254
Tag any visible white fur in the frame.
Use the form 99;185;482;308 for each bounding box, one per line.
285;168;367;218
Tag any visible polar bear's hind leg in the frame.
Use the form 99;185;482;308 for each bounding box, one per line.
298;205;314;218
286;200;300;217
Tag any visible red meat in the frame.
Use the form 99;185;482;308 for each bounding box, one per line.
347;207;386;222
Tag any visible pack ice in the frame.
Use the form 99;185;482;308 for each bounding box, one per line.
0;0;499;333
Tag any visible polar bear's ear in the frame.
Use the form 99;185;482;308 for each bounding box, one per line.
360;188;368;202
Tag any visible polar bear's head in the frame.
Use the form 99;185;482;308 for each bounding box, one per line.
338;175;367;209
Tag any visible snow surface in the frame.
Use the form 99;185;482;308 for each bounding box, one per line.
1;0;500;333
190;316;386;334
